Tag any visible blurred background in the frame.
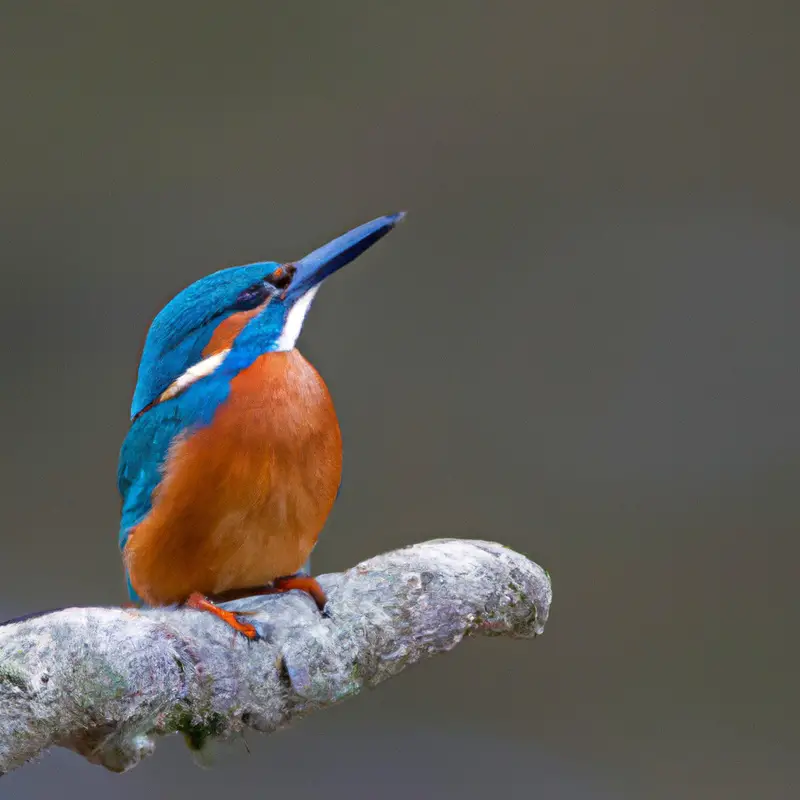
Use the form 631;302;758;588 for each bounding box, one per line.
1;2;797;797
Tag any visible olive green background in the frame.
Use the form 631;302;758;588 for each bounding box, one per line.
1;3;797;798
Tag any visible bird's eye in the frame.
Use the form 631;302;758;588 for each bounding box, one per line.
234;282;270;310
264;263;296;291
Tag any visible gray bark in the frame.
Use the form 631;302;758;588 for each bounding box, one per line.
0;539;552;775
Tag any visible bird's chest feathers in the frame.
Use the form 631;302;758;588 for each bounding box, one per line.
160;350;342;548
125;351;342;602
205;349;340;509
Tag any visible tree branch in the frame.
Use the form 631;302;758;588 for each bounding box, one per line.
0;539;552;776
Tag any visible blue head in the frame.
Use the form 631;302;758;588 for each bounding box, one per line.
130;213;405;418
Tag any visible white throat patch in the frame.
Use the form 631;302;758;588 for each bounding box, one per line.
276;286;319;351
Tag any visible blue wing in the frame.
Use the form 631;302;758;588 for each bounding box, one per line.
118;402;185;551
118;402;190;602
118;373;234;601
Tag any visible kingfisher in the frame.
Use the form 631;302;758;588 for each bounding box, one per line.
118;213;404;638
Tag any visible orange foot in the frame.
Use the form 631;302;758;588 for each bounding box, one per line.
185;592;259;640
213;575;328;613
273;575;328;611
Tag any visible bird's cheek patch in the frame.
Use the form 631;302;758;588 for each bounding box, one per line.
202;305;266;357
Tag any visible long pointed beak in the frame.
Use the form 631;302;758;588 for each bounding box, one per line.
285;212;406;300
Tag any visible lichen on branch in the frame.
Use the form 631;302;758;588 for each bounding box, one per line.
0;539;552;776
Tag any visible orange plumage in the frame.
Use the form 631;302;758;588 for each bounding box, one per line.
201;305;263;357
124;348;342;606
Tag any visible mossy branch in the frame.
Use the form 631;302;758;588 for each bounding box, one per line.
0;539;552;775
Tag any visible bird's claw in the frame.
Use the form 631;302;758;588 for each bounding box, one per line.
185;592;260;640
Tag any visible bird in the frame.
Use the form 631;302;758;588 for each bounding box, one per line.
117;213;405;638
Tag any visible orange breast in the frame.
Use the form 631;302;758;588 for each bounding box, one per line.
124;349;342;606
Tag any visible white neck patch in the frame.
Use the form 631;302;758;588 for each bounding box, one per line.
276;286;319;351
158;349;230;404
